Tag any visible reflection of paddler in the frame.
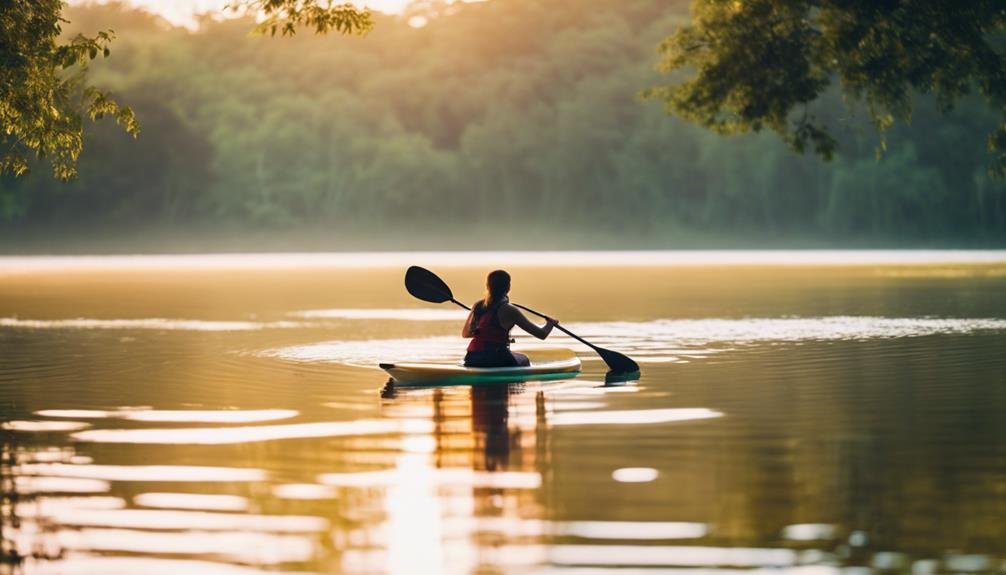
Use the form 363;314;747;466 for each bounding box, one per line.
421;386;518;471
470;384;515;471
387;380;549;474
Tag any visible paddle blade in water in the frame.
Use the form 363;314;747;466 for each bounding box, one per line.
597;347;640;376
405;266;454;304
512;301;641;376
604;369;640;386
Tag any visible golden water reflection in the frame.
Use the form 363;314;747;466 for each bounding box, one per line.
133;492;249;511
4;366;1005;574
36;409;299;423
2;258;1005;574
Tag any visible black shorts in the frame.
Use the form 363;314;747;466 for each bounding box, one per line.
464;348;530;368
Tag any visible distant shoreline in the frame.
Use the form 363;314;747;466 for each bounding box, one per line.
3;223;1005;257
2;250;1005;275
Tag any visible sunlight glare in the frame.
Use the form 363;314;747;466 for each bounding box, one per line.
73;0;428;29
384;453;445;575
37;408;298;423
612;467;659;483
133;492;250;511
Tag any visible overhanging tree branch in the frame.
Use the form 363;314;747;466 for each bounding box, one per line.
647;0;1006;177
0;0;372;180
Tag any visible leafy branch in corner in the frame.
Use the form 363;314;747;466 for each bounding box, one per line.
646;0;1006;177
0;0;371;180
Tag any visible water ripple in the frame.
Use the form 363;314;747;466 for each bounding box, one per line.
318;468;542;489
567;316;1006;346
293;308;468;321
550;408;723;426
264;336;460;366
17;557;314;575
18;463;267;482
70;419;434;445
2;420;91;432
134;492;250;511
262;316;1006;366
36;408;298;424
0;317;307;331
35;528;317;564
19;506;329;533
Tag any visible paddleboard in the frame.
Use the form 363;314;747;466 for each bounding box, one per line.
380;348;581;387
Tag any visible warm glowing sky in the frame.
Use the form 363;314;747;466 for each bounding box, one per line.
75;0;415;28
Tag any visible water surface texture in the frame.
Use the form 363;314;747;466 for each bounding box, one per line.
1;251;1005;575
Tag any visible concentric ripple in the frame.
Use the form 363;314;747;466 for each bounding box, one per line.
263;316;1006;366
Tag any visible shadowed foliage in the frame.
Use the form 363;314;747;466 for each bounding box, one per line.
646;0;1006;176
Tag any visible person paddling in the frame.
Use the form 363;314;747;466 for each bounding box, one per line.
462;270;558;367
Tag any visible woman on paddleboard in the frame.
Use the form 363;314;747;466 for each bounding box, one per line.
462;270;558;367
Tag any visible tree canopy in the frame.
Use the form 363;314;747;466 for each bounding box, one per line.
1;0;1003;249
647;0;1006;176
0;0;371;180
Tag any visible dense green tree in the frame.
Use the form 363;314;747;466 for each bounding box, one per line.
0;0;139;180
647;0;1006;176
0;0;370;181
0;1;1003;246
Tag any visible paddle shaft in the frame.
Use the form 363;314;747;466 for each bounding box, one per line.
511;303;602;353
451;298;596;351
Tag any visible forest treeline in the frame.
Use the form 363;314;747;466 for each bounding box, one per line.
1;0;1004;249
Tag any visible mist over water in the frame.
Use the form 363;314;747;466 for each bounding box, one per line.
1;251;1005;575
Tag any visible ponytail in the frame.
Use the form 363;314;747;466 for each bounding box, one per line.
482;269;511;309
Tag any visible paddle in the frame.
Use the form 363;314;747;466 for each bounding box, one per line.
404;266;641;375
405;265;472;311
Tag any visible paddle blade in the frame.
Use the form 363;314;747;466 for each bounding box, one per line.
597;347;640;376
405;266;454;304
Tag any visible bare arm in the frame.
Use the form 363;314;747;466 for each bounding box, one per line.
461;308;476;338
501;304;557;340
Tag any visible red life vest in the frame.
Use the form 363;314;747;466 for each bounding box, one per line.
467;299;511;352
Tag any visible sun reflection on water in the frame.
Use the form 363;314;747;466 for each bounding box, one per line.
36;408;299;423
2;255;1005;575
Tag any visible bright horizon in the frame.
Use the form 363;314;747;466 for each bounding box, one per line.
72;0;416;28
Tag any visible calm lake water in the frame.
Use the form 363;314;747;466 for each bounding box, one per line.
1;251;1004;575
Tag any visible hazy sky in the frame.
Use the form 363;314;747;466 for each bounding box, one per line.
77;0;414;27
